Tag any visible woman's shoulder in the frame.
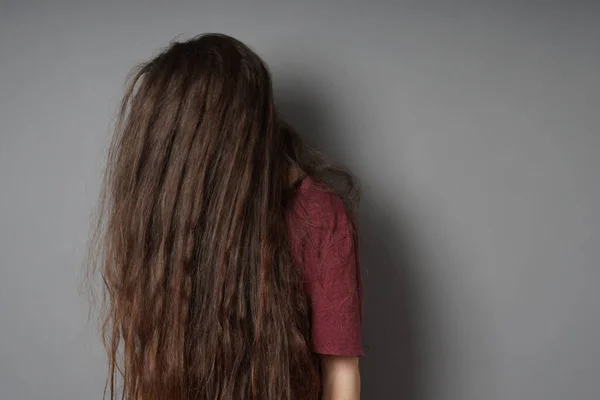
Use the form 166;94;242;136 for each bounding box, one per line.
289;176;351;232
288;176;364;357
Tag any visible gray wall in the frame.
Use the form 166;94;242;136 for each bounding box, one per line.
1;1;599;399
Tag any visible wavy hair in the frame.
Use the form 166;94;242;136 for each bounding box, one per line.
87;33;358;400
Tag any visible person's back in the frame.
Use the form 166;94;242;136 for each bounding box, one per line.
88;33;362;400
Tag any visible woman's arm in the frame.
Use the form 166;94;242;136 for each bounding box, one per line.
320;355;361;400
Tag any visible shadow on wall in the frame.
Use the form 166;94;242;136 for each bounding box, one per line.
359;203;421;399
275;78;422;400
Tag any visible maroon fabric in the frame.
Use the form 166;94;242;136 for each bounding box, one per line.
286;177;364;356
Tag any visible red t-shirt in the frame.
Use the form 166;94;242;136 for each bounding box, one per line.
286;177;364;356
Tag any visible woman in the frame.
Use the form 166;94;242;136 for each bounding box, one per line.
88;33;363;399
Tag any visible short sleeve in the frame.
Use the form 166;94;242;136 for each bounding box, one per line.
309;224;364;356
287;178;364;356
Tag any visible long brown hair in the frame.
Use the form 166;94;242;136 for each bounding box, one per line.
88;33;358;400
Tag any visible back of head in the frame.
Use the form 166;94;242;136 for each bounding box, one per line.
91;33;321;399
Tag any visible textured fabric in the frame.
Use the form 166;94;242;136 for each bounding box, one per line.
286;177;364;356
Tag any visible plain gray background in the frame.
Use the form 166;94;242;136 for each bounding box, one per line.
1;1;599;399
